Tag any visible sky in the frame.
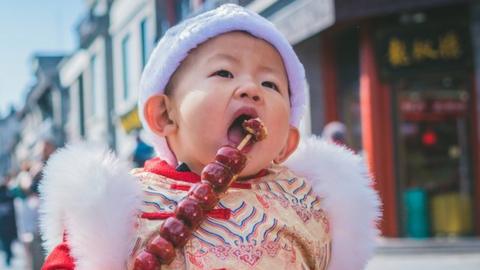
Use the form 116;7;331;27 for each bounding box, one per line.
0;0;85;117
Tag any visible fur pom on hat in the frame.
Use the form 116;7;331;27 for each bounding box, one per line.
138;4;307;166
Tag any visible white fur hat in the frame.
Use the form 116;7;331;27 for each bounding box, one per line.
138;3;307;165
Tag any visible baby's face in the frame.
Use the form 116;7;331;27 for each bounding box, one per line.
167;31;295;176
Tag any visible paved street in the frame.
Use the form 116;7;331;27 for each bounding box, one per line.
2;238;480;270
367;238;480;270
367;252;480;270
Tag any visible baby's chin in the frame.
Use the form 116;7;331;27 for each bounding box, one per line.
236;160;272;179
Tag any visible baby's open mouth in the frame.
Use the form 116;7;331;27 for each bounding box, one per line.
227;109;258;146
228;114;250;145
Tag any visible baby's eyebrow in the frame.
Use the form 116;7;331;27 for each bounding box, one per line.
259;65;280;75
206;53;239;64
206;53;283;77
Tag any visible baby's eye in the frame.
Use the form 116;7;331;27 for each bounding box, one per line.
212;69;233;78
261;81;279;91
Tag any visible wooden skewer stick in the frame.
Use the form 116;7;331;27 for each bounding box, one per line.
237;134;252;151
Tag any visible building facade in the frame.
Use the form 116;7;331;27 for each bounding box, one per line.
0;109;21;176
14;55;66;166
59;0;116;149
109;0;159;158
314;0;480;237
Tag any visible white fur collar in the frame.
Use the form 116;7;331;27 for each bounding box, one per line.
39;143;142;270
285;136;382;270
39;137;381;270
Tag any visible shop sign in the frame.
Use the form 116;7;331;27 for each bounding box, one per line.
376;25;471;78
120;105;142;133
400;98;467;121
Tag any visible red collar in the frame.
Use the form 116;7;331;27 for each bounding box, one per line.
143;157;268;183
144;158;200;183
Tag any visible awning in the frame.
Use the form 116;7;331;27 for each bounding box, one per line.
335;0;472;23
268;0;335;45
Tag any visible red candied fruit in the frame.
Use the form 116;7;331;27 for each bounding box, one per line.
159;217;191;248
133;250;160;270
175;197;205;229
242;118;268;141
188;182;218;210
214;146;246;174
201;162;234;192
146;235;175;265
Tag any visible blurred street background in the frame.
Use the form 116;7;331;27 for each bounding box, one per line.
2;0;480;269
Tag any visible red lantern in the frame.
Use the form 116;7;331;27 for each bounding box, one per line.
422;130;437;146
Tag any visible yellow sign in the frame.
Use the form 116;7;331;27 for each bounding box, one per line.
387;31;463;67
120;106;142;133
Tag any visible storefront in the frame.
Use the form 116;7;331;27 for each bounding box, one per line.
317;3;479;237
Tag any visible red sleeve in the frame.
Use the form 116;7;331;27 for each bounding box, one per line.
41;242;76;270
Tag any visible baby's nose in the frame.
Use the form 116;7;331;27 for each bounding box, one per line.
235;82;263;103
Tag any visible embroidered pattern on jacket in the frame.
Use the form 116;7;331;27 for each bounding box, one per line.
131;165;331;270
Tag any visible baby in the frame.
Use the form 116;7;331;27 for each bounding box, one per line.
39;4;380;270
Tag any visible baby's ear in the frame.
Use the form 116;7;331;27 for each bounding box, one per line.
274;126;300;164
144;95;177;136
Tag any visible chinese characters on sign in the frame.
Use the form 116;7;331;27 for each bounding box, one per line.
388;32;462;67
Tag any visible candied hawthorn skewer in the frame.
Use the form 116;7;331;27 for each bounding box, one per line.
134;118;267;269
200;117;266;193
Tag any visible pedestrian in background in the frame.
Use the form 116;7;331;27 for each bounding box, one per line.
322;121;349;147
28;138;57;269
9;138;56;270
0;174;18;268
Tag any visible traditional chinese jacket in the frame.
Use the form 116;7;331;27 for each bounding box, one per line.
39;136;381;270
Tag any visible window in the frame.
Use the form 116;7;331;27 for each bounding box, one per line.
140;18;149;68
78;74;85;137
122;34;131;100
90;54;97;115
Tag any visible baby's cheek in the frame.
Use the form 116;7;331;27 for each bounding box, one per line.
270;110;291;135
181;99;222;128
